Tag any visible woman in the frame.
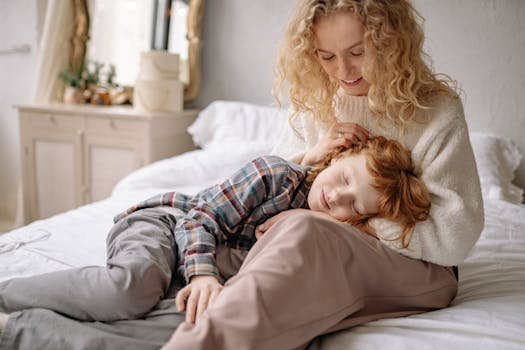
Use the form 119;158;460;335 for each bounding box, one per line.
0;1;482;349
163;0;483;349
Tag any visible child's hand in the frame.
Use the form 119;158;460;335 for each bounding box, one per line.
176;275;223;324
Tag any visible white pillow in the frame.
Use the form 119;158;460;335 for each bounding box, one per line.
470;132;523;204
188;100;289;149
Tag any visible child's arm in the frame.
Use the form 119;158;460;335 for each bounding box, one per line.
174;155;308;284
174;156;308;322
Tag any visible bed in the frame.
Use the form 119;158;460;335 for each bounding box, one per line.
1;100;524;349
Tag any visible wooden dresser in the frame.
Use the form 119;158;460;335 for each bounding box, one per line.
17;104;198;224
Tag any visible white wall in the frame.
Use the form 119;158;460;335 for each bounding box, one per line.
416;0;525;189
0;0;40;227
194;0;295;108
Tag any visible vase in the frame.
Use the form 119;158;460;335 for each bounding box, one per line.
63;86;85;104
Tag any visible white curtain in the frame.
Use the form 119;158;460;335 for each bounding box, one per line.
32;0;73;104
12;0;73;228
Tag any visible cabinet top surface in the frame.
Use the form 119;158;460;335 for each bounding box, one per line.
16;104;199;119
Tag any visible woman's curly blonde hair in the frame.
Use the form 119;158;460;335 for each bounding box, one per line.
274;0;458;124
306;136;431;248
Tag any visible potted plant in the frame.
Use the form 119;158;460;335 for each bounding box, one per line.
59;60;122;105
58;67;85;104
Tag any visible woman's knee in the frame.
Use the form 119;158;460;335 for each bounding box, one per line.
268;212;372;263
269;212;355;242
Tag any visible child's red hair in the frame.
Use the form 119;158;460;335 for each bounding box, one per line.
307;136;431;248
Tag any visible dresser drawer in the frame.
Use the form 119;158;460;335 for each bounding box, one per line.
86;117;146;134
27;113;76;131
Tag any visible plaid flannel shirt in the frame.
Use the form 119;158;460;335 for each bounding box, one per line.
114;155;311;283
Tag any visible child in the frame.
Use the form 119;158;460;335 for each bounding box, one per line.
0;136;430;336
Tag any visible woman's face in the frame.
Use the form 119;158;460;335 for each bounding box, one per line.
313;10;370;96
307;153;380;222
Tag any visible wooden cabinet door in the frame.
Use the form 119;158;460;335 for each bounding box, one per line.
20;113;83;222
82;118;147;203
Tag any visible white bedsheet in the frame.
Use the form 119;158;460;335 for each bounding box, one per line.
1;143;524;349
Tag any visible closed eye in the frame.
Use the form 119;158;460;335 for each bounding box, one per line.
321;55;335;61
352;201;361;215
316;49;335;61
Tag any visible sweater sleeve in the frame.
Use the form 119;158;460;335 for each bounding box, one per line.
271;113;308;164
370;99;485;266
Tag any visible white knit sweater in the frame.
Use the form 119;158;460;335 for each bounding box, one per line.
271;93;484;266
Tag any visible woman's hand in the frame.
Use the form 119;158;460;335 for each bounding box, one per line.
176;275;223;324
301;122;372;166
255;209;340;239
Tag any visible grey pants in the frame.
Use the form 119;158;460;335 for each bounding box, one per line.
0;207;247;350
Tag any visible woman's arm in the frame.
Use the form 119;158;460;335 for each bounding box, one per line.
271;116;308;164
271;112;372;166
300;122;372;166
371;100;484;266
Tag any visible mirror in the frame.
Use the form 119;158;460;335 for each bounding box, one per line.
74;0;204;102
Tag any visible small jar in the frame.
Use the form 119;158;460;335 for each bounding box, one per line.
91;88;112;105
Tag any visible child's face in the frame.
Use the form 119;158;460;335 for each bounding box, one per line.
307;154;380;221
